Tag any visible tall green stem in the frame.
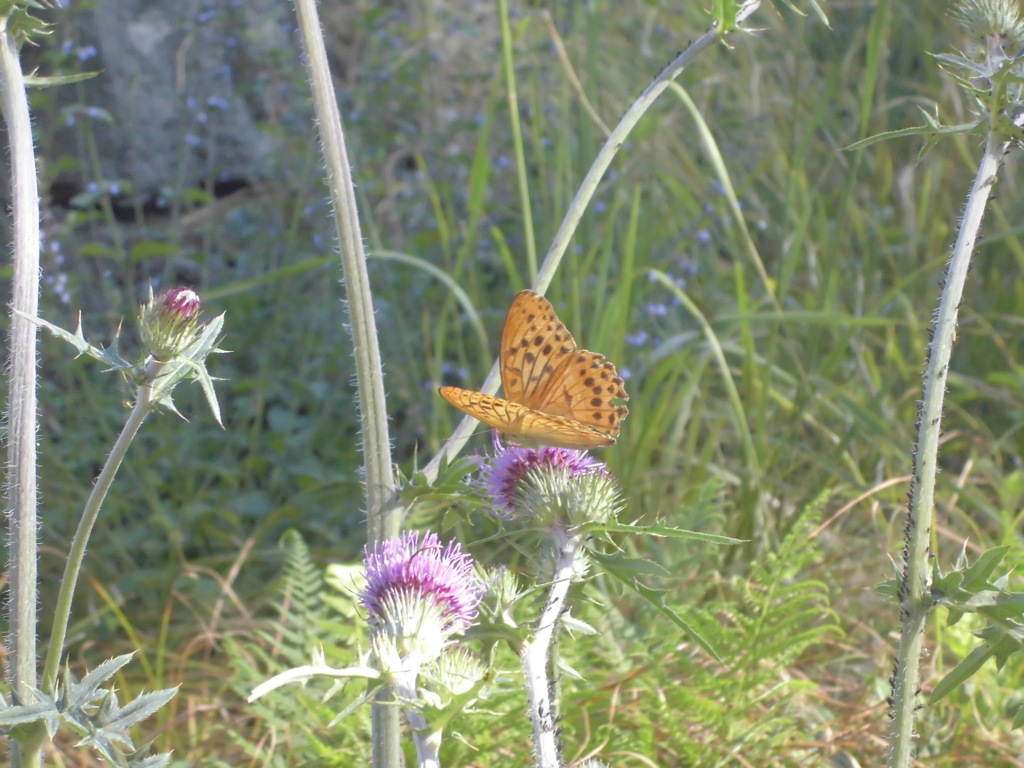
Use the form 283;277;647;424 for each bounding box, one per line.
0;19;42;768
497;0;537;282
291;0;401;764
887;131;1007;767
42;362;163;692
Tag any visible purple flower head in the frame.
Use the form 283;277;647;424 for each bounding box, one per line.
362;531;482;635
479;439;607;518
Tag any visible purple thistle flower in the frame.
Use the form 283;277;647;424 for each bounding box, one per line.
362;531;482;635
479;440;607;518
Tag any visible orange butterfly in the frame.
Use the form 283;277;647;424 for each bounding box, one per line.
439;290;629;449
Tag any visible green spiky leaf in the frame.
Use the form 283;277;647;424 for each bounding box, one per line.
16;310;134;371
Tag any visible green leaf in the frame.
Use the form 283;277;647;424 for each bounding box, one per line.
589;549;669;578
6;7;51;43
590;548;721;660
593;519;746;545
25;71;99;88
930;633;1018;703
0;694;59;734
631;580;722;662
128;752;172;768
100;686;179;736
16;310;134;372
148;312;226;425
845;110;984;151
960;546;1010;592
66;653;135;709
875;578;901;601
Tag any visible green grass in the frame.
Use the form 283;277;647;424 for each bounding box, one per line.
5;0;1024;765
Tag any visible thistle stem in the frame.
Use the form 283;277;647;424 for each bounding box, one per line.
42;362;164;692
521;528;583;768
1;17;43;768
887;131;1007;767
393;671;441;768
291;0;402;763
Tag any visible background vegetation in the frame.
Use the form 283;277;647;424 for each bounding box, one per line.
4;0;1024;764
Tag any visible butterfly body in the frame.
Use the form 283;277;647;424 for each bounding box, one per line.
439;290;629;450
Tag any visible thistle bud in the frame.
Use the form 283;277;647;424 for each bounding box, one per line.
164;286;201;320
951;0;1024;46
139;286;203;361
420;646;486;707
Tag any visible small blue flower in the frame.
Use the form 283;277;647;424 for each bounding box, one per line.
625;330;649;347
77;46;97;62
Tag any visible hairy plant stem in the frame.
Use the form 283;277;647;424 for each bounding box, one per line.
42;361;165;694
521;528;583;768
393;669;441;768
887;131;1007;767
422;0;763;482
291;0;401;763
1;19;42;768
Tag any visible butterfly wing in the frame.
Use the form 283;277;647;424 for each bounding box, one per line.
500;290;628;440
438;386;615;449
500;291;579;406
439;386;526;433
530;348;629;440
443;289;628;449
